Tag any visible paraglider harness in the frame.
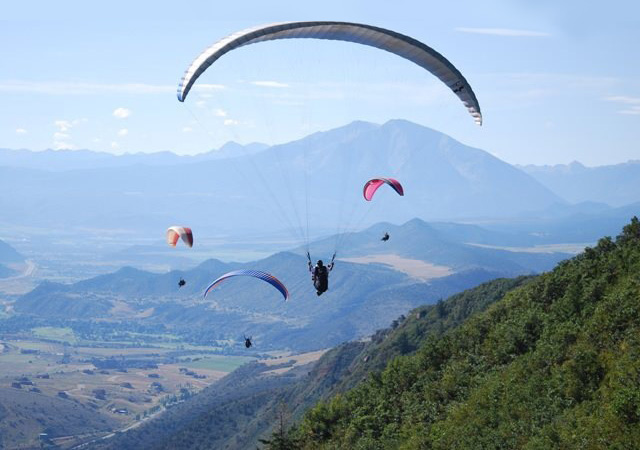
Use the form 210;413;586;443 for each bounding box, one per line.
178;278;186;288
307;252;335;296
381;232;390;242
244;335;253;348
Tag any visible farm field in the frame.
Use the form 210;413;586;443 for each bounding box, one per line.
0;326;261;448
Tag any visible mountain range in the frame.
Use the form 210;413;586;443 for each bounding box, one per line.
0;120;564;237
14;219;569;351
0;141;268;171
520;160;640;207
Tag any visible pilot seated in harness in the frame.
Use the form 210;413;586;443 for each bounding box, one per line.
308;257;334;296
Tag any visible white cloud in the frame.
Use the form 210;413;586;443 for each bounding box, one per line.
472;73;619;109
51;118;87;149
193;83;225;92
52;119;83;150
54;120;72;132
605;96;640;104
251;81;289;88
53;132;70;140
53;118;87;131
214;108;228;117
455;27;551;37
111;141;120;150
223;119;239;126
15;128;27;134
117;128;129;136
53;141;74;150
272;100;305;107
619;106;640;115
249;80;451;105
113;107;131;119
182;126;193;133
0;80;173;95
605;96;640;115
195;100;207;108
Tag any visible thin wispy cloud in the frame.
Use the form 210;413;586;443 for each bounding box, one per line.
113;107;131;119
247;80;452;105
53;141;74;150
272;100;305;107
251;81;289;88
193;83;225;92
455;27;551;37
214;108;228;117
223;119;239;126
478;73;619;103
605;96;640;115
502;73;618;89
0;80;174;95
182;126;193;133
619;107;640;115
15;128;27;134
117;128;129;136
605;96;640;104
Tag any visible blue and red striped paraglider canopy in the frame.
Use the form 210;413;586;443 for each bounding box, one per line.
203;269;289;301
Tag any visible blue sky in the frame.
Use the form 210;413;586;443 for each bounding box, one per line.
1;0;638;165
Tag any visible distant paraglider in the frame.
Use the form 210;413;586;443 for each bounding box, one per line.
381;232;390;242
244;335;253;348
203;270;289;301
167;226;193;248
167;228;192;289
363;178;404;201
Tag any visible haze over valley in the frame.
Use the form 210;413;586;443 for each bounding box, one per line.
1;119;639;447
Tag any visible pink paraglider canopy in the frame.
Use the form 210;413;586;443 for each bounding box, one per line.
363;178;404;201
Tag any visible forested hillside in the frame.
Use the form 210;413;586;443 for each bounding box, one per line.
287;217;640;449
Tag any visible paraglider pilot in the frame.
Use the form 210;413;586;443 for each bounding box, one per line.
381;232;390;242
308;252;335;296
178;278;186;288
244;335;253;348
